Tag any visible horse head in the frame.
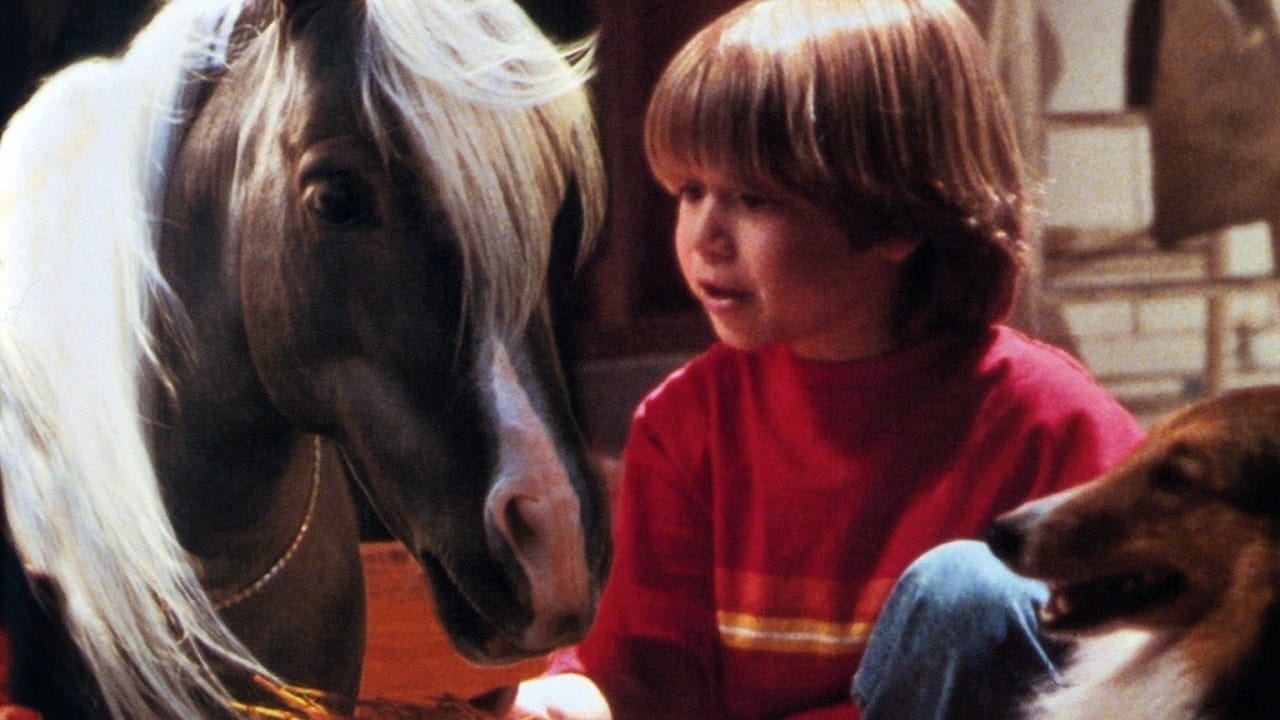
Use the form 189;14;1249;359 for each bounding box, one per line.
167;0;610;661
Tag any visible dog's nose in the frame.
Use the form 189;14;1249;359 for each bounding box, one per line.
985;520;1023;563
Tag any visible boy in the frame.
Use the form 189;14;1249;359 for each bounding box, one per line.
510;1;1144;717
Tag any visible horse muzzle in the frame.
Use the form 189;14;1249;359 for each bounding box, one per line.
476;339;602;655
484;463;599;650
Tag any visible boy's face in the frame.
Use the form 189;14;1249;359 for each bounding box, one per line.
673;168;916;361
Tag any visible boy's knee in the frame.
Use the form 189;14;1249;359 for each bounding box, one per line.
889;540;1044;640
898;540;1005;595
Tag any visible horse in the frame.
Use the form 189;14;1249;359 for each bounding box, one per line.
0;0;611;717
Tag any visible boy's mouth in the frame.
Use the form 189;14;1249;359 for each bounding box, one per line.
700;281;749;302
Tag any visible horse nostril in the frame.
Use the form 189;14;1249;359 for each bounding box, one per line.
502;496;538;552
548;612;588;643
986;521;1023;563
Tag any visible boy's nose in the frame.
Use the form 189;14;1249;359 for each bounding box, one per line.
697;231;734;260
686;206;734;260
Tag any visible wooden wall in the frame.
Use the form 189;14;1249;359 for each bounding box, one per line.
359;542;545;704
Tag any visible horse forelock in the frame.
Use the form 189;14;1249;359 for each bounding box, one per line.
1;1;271;718
357;0;606;340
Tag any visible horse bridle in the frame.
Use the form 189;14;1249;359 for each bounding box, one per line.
211;435;321;611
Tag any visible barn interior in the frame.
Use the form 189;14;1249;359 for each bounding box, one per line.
5;0;1280;710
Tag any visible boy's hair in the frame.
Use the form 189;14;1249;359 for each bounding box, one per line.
645;0;1028;339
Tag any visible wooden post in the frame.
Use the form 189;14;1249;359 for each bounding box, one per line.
988;0;1047;335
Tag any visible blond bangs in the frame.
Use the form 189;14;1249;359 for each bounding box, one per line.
644;0;1026;249
644;12;834;196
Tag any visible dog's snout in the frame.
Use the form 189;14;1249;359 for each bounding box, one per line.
986;520;1024;564
986;488;1081;568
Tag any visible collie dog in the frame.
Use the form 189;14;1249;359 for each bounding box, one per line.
987;385;1280;720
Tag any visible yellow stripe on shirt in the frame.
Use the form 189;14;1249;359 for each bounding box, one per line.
716;611;872;656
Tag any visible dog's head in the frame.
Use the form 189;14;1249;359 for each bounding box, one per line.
988;385;1280;635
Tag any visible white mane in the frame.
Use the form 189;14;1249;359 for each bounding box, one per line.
0;0;604;717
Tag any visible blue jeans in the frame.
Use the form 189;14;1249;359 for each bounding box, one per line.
852;540;1067;720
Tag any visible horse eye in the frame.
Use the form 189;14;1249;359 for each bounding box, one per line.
303;175;377;228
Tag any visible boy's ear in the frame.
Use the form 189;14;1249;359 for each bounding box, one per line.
874;236;921;263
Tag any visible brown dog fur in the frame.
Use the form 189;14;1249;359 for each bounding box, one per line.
988;385;1280;720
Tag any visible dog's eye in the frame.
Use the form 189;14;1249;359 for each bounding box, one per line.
1149;448;1208;495
1150;460;1191;492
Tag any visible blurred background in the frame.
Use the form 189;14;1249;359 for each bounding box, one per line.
8;0;1280;703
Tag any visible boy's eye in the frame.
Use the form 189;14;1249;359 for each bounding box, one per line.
738;192;772;209
677;182;706;202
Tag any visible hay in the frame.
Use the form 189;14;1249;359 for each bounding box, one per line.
354;697;500;720
232;676;514;720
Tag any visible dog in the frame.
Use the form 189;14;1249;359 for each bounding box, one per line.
987;385;1280;720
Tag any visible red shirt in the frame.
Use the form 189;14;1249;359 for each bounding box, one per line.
553;327;1146;719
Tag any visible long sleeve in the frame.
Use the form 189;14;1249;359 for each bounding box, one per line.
565;379;722;718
